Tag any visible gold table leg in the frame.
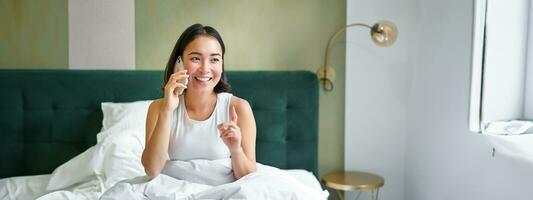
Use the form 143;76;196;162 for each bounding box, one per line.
355;190;362;200
336;190;344;200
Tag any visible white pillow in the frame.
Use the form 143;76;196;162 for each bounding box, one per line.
46;100;153;191
98;100;153;143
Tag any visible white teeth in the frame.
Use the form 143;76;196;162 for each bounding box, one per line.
195;77;212;82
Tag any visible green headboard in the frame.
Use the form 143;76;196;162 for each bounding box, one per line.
0;70;318;178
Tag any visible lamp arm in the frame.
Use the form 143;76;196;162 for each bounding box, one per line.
323;23;372;68
319;21;397;91
320;23;372;91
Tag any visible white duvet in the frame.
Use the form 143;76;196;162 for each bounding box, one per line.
98;160;327;200
1;167;327;200
27;161;327;200
0;101;328;200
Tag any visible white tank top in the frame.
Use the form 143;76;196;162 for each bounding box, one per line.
167;92;232;161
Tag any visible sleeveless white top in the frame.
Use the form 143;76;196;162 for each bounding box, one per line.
167;92;232;161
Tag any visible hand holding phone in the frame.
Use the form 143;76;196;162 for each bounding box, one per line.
162;56;188;112
176;56;188;95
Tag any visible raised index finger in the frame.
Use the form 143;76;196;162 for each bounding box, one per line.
230;105;238;123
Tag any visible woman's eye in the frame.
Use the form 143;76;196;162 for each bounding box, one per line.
190;57;200;62
211;58;220;63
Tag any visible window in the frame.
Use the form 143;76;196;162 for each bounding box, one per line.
469;0;532;133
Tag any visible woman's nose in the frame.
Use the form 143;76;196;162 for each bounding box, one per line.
199;60;210;71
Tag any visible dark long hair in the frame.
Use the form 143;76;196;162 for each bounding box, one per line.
162;24;230;93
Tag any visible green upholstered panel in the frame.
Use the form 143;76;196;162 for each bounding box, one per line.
0;70;318;178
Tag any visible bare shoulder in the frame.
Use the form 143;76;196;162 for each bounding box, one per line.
230;96;256;129
148;98;164;114
144;98;164;142
230;96;251;111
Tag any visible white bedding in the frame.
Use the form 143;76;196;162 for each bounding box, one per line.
0;168;326;200
0;101;328;200
0;175;50;200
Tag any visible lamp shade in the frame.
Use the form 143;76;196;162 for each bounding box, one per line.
371;20;398;47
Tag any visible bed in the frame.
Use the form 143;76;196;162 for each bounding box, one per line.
0;70;323;199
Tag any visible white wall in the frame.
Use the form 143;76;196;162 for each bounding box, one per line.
347;0;533;199
405;0;533;199
345;0;415;199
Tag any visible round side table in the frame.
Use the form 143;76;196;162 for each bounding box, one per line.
321;170;384;200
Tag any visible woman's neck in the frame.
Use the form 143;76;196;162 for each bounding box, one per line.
184;90;217;112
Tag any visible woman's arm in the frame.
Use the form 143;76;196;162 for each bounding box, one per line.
219;97;257;179
142;70;187;177
141;100;173;177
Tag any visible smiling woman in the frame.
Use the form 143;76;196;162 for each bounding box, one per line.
141;23;258;179
180;37;224;93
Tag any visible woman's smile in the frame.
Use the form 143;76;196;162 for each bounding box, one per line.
194;75;213;82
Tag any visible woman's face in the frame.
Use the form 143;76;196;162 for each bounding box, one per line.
179;36;223;93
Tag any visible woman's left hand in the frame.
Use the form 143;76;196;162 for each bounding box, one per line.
217;106;242;153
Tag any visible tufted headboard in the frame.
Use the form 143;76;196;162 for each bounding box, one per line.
0;70;318;178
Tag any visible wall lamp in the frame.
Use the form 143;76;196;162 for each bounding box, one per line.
317;20;398;91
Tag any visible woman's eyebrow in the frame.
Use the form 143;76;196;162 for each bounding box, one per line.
187;52;221;57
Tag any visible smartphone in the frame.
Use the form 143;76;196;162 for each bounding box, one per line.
176;56;188;95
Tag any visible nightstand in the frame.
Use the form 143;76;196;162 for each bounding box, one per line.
321;170;384;200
